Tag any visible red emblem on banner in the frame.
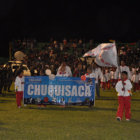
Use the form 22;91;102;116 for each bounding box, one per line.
44;97;49;102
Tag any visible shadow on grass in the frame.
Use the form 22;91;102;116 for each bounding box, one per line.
97;96;117;101
131;109;140;112
99;96;140;102
131;119;140;123
24;105;140;114
0;122;5;125
0;127;11;131
0;122;12;131
0;109;7;111
0;99;14;103
24;106;92;111
23;106;117;112
132;99;140;101
93;107;117;111
0;93;15;98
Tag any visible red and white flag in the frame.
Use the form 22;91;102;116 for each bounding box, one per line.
83;43;118;67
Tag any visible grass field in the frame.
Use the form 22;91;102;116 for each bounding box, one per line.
0;87;140;140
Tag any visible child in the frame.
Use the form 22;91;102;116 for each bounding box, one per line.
15;70;24;108
81;66;95;106
131;71;139;92
100;69;106;90
115;71;132;121
85;66;95;78
110;67;117;88
105;69;111;90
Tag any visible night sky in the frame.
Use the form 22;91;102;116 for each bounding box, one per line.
0;0;140;57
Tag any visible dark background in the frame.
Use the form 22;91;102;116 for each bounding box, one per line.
0;0;140;57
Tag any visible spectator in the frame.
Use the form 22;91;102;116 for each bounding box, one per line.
73;62;85;77
56;61;72;77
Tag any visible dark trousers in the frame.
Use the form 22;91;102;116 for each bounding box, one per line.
96;83;100;97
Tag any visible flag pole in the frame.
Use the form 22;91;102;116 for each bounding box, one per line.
115;41;125;95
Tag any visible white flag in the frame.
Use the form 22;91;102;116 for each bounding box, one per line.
83;43;118;67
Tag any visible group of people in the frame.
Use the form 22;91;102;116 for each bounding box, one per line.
10;39;140;77
9;39;140;93
0;64;13;94
55;60;138;121
0;39;140;121
57;60;140;92
0;57;139;96
14;60;134;122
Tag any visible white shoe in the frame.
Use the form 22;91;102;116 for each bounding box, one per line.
126;119;130;121
18;106;21;109
116;117;121;121
24;104;27;107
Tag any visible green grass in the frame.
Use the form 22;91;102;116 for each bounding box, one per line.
0;88;140;140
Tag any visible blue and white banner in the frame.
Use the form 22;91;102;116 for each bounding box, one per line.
24;76;95;106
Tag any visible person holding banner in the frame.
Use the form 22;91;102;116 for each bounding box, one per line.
73;62;85;77
91;63;103;98
115;71;132;121
85;66;95;78
82;64;101;98
56;61;72;77
15;70;24;108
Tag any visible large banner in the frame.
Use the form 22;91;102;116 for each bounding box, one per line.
24;76;95;106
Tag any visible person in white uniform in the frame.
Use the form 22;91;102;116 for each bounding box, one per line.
91;63;103;98
56;61;72;77
116;61;131;79
115;71;132;121
15;70;24;108
131;71;139;92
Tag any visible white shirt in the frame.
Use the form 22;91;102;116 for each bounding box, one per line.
117;66;131;79
105;71;111;81
91;68;103;83
110;71;114;79
131;74;139;83
15;76;24;91
131;68;138;75
56;66;72;77
110;70;118;79
101;74;107;82
115;79;132;96
85;73;95;78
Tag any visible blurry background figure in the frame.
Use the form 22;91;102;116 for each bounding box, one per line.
131;70;139;92
73;62;84;77
110;67;118;88
85;65;94;78
117;61;131;79
3;64;13;92
101;68;106;90
91;63;103;98
56;60;72;77
105;68;111;90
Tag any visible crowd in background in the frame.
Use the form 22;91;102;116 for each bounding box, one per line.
0;39;140;94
